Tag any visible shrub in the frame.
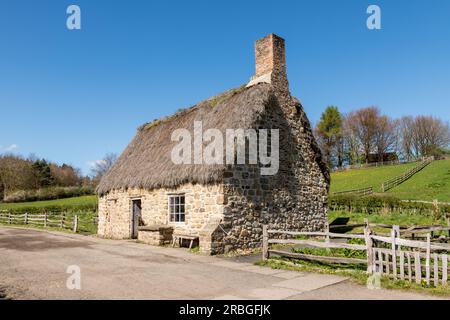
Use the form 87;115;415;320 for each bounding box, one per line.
329;194;450;216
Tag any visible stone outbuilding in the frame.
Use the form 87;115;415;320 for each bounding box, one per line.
97;34;330;255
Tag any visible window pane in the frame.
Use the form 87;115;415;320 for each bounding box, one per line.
180;197;185;204
175;197;180;205
169;214;175;222
170;197;174;205
175;214;180;222
180;204;185;214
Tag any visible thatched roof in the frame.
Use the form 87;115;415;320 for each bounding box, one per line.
97;83;328;195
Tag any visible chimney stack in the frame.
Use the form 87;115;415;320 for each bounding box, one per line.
247;34;289;91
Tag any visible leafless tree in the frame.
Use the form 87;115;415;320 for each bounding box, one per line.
91;153;118;183
342;115;362;165
346;107;380;163
399;116;415;161
411;116;450;158
374;116;398;162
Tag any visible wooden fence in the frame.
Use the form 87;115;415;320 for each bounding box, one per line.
381;157;433;192
332;187;373;197
0;211;97;233
262;220;450;286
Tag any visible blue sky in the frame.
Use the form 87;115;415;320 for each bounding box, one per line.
0;0;449;175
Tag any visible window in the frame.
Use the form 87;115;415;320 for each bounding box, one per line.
168;195;185;223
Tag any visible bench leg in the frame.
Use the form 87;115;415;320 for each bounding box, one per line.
172;236;177;248
189;239;193;249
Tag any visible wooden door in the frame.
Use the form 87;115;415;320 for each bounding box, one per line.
131;199;141;239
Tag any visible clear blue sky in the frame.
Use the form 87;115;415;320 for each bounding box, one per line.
1;0;449;175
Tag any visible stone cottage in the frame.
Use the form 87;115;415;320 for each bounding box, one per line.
97;34;330;255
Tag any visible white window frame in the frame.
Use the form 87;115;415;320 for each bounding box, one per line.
168;194;186;224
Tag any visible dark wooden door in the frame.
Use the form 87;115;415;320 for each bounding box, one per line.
131;199;141;239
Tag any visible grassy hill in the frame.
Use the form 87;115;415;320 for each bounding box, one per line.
331;159;450;202
387;159;450;202
330;162;417;193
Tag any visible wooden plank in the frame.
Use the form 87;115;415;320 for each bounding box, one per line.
268;250;367;264
328;223;366;230
400;251;405;280
377;249;383;274
391;228;397;279
414;252;422;284
395;237;450;251
442;254;448;286
364;219;374;274
433;253;439;287
73;215;78;233
407;252;412;282
425;234;431;285
268;239;366;251
385;251;390;275
262;225;269;261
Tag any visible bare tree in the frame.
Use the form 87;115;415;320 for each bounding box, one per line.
399;116;415;161
342;115;362;165
412;116;450;158
91;153;118;183
346;107;380;163
374;116;398;162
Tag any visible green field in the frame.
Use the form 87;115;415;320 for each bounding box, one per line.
0;195;97;212
331;159;450;202
389;159;450;202
330;162;417;193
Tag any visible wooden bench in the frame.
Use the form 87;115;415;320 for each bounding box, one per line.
172;234;199;249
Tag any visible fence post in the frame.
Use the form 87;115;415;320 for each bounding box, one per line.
60;213;65;229
44;213;47;228
8;212;11;224
262;225;269;261
442;254;448;286
24;212;28;225
425;234;431;286
73;215;78;233
391;226;398;279
447;216;450;238
364;219;374;274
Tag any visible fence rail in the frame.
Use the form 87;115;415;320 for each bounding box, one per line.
262;220;450;286
332;187;373;197
381;157;433;192
0;211;97;233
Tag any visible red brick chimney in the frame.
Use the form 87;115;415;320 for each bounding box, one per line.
247;34;289;92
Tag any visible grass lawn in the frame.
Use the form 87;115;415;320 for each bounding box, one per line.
330;162;417;193
0;195;98;212
387;159;450;202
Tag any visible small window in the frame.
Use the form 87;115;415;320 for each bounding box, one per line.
168;195;185;223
